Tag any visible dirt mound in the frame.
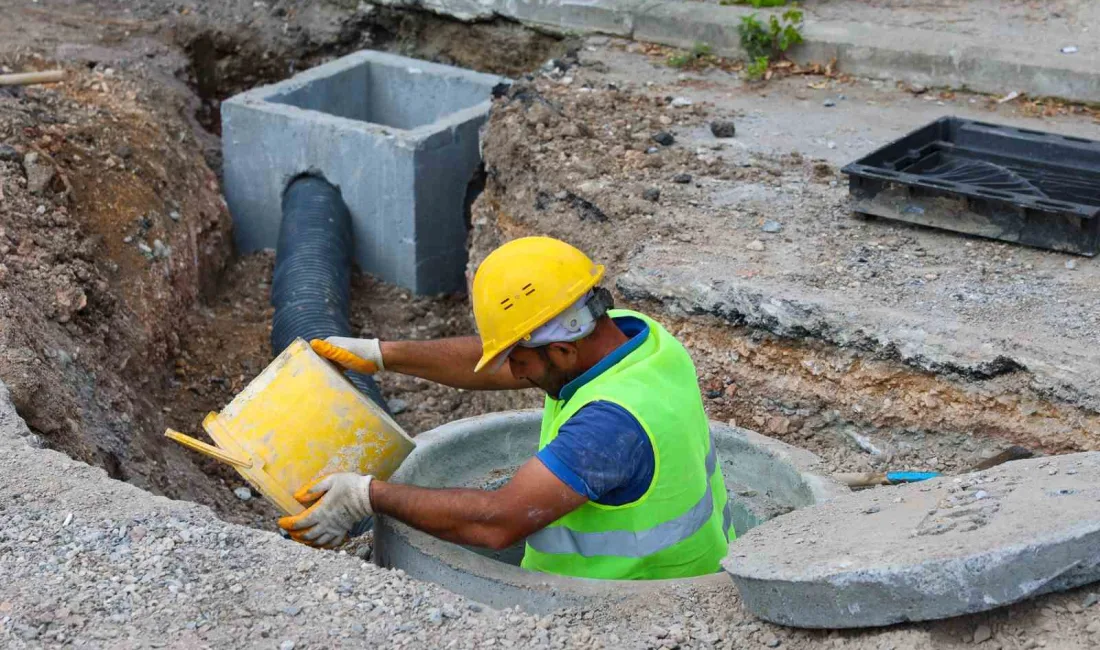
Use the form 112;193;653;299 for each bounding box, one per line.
0;54;239;508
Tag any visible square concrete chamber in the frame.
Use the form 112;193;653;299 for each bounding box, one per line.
222;51;507;294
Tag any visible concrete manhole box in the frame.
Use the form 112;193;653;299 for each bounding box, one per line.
222;51;507;295
374;410;847;614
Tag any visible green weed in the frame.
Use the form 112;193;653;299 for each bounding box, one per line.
743;56;770;80
736;8;803;79
667;41;714;68
720;0;789;7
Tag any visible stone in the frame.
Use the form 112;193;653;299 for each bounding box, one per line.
643;188;661;202
0;143;20;162
652;131;675;146
280;641;296;650
153;239;171;259
762;220;782;234
670;97;692;108
387;398;409;415
283;605;302;616
823;99;836;107
672;173;692;184
223;51;507;295
723;453;1100;628
1065;260;1077;270
1083;592;1099;609
233;487;252;501
23;152;55;194
973;624;993;643
762;633;780;647
650;625;669;639
1087;620;1100;634
710;120;736;138
746;240;766;252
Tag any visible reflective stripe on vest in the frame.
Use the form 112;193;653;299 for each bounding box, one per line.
527;434;731;558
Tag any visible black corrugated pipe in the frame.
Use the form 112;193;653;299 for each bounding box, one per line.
271;175;390;414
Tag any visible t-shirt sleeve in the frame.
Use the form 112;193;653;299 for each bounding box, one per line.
535;401;654;506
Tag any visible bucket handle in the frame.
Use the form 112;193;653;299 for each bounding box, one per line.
165;429;253;469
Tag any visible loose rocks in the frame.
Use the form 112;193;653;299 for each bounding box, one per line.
0;143;20;162
672;173;692;184
710;120;736;138
23;152;55;193
652;131;675;146
973;624;993;643
643;187;661;202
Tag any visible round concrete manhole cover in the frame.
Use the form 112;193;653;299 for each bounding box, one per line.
722;452;1100;628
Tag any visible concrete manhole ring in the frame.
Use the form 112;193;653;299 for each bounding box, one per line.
374;410;847;613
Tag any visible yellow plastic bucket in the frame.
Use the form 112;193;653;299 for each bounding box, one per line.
164;338;415;515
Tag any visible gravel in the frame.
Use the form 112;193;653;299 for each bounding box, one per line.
0;382;564;649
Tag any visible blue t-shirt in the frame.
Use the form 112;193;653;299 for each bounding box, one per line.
535;316;655;506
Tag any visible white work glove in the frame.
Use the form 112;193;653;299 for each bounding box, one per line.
278;473;374;549
310;337;385;373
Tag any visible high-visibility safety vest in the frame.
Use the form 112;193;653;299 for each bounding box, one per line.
521;309;735;580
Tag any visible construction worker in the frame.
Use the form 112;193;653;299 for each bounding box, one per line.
277;236;734;579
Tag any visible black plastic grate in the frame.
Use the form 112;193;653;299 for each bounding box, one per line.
842;117;1100;256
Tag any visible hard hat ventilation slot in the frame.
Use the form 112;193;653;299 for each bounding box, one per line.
523;283;536;296
500;297;514;311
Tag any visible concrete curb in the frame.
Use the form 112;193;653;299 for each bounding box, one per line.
372;0;1100;103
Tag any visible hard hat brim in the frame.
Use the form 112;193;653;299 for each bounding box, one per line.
475;343;517;374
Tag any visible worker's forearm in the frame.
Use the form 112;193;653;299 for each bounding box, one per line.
380;337;528;391
370;480;520;549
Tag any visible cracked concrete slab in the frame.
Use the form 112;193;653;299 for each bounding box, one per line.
723;452;1100;628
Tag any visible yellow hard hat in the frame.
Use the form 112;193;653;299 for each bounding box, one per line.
472;236;605;372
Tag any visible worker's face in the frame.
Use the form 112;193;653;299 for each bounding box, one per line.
507;344;580;399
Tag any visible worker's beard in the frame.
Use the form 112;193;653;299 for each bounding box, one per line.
528;354;581;400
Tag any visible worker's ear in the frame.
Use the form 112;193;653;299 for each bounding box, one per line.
544;342;579;369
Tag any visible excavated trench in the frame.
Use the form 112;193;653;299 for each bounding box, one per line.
0;7;566;533
5;2;1099;595
156;12;572;529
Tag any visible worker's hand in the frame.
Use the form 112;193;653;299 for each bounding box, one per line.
310;337;385;374
278;473;374;549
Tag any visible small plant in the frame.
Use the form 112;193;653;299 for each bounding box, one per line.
720;0;789;7
667;41;714;68
737;8;804;79
744;56;770;81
